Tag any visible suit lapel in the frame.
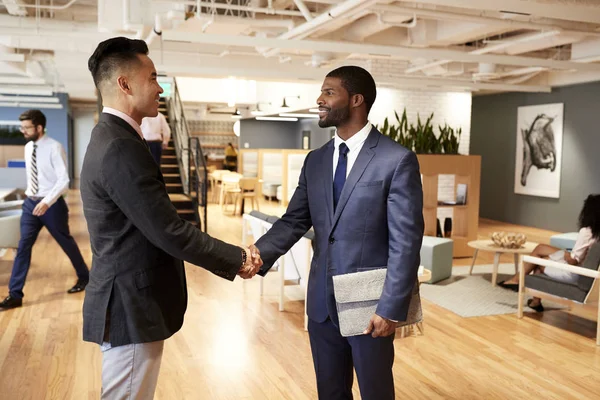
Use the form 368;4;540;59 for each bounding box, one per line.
321;141;335;225
330;128;380;233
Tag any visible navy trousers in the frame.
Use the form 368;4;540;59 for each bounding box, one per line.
8;197;89;299
147;141;162;165
307;317;395;400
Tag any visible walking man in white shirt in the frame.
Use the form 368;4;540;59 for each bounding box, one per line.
140;112;170;165
0;109;90;309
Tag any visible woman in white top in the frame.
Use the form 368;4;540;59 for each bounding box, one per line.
499;194;600;312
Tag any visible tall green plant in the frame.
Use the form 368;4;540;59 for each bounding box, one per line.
376;108;461;155
439;123;461;154
412;113;440;154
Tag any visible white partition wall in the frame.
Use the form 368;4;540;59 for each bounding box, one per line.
261;151;284;186
239;149;310;204
284;151;309;203
241;150;258;177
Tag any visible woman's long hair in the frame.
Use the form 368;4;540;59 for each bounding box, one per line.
579;194;600;239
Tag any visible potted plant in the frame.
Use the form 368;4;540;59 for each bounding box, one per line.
377;107;462;155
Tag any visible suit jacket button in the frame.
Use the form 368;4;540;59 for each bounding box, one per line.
329;237;335;244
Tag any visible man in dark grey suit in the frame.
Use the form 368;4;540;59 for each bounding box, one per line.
81;37;261;399
251;66;424;399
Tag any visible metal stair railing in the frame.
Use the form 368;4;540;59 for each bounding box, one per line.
166;79;208;232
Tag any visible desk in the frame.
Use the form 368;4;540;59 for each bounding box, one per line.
468;240;538;286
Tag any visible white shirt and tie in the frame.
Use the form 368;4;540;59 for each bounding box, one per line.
332;122;372;178
24;134;70;207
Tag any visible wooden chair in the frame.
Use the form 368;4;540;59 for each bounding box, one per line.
233;177;259;215
220;175;241;213
209;169;233;203
518;242;600;345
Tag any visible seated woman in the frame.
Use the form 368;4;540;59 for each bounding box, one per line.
498;194;600;312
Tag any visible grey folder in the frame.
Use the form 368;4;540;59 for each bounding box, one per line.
332;268;423;337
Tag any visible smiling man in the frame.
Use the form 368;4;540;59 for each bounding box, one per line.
0;109;89;310
251;66;424;399
81;37;261;399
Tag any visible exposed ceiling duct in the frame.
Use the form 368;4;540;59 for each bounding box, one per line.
406;0;600;24
1;0;28;16
2;0;600;99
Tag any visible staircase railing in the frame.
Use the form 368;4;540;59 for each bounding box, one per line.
167;79;208;232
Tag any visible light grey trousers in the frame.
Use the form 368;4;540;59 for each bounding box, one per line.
100;340;165;400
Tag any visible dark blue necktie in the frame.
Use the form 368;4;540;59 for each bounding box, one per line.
333;143;349;210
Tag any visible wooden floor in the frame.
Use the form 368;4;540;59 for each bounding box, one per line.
1;190;600;399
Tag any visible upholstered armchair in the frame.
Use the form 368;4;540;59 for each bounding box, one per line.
518;242;600;345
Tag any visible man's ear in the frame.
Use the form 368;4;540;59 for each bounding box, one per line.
116;75;131;94
351;94;365;109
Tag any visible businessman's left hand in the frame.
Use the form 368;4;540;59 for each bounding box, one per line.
364;314;396;338
32;202;49;216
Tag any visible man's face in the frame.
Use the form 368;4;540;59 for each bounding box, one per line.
20;120;43;141
316;77;351;128
129;54;163;119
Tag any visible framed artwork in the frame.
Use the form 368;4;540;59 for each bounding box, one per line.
514;103;564;198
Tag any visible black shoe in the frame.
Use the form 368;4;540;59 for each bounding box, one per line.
68;279;88;294
498;281;519;292
527;299;545;312
0;295;22;309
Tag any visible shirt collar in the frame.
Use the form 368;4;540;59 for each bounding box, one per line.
33;134;48;146
102;107;143;139
334;122;372;153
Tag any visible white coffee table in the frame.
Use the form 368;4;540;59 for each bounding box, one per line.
467;240;538;286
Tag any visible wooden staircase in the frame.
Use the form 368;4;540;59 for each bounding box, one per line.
158;97;200;228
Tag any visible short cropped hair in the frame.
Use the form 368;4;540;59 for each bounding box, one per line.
88;37;149;89
19;109;46;129
326;66;377;113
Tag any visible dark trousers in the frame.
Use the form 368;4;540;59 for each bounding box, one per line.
308;317;395;400
147;141;162;165
8;197;89;299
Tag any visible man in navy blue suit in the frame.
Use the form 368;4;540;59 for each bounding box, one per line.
252;66;424;399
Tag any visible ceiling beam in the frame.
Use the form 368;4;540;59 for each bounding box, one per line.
162;31;600;72
157;60;551;93
406;0;600;25
0;53;25;62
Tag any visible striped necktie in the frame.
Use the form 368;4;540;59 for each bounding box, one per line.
31;143;38;195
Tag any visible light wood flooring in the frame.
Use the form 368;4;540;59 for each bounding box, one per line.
1;190;599;399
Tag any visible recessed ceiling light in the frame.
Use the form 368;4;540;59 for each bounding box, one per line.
279;113;319;119
256;117;298;122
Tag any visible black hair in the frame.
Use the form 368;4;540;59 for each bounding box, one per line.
19;109;46;129
326;66;377;113
579;194;600;239
88;37;149;89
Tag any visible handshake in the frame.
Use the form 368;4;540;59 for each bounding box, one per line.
238;244;263;279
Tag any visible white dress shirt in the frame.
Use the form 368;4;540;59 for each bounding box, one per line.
333;122;372;178
102;107;143;139
25;134;69;207
140;113;171;146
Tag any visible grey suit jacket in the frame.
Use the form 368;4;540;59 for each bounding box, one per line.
256;127;424;324
80;113;242;346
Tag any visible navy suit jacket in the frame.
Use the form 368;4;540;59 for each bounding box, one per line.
256;127;424;324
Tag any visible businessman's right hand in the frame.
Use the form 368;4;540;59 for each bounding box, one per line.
237;246;263;279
